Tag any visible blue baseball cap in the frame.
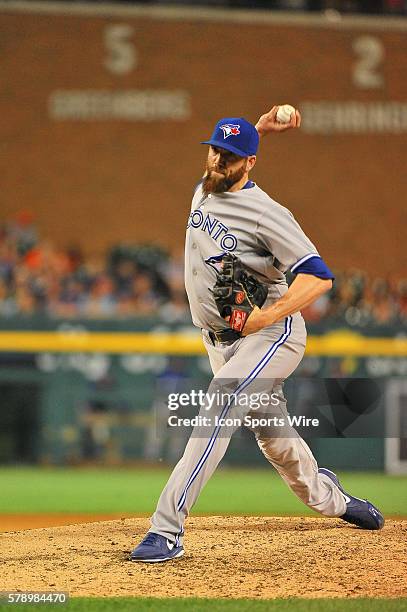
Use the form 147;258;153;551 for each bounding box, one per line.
201;117;259;157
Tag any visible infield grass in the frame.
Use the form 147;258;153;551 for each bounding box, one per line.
0;467;406;516
0;598;406;611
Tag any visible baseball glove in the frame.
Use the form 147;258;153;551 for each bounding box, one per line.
211;254;268;333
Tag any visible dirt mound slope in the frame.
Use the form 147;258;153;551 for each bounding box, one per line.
1;516;406;599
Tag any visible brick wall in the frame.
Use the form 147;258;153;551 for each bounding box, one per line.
1;8;406;274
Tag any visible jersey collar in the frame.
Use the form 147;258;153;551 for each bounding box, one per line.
241;180;255;190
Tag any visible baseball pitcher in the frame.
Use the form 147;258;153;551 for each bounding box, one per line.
130;106;384;563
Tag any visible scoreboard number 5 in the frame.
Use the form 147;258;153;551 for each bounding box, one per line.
104;24;137;75
352;35;385;89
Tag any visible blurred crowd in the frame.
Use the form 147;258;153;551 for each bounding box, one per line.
300;272;407;328
64;0;407;16
0;213;188;323
0;213;406;328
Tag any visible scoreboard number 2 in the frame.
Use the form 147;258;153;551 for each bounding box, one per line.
352;35;385;89
104;24;137;75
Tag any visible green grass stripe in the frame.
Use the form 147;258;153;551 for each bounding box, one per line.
0;467;406;515
0;598;406;612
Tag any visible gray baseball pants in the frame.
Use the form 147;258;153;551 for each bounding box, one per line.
149;314;346;544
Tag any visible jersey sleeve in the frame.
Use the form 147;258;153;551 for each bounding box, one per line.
292;255;334;280
256;203;320;273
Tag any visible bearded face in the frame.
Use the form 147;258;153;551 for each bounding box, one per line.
202;148;247;196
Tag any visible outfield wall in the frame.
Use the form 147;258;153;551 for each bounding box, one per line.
0;317;406;471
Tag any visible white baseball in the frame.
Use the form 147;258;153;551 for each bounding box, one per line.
276;104;296;124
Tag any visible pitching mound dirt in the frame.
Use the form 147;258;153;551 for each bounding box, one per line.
1;516;406;599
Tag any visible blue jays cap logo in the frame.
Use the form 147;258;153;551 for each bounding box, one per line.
220;124;241;139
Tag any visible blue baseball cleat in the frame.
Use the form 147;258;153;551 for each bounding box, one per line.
130;532;184;563
319;468;384;530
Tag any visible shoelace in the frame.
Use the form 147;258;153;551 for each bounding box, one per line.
141;533;162;547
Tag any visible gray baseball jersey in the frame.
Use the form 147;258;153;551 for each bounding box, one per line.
147;181;346;546
185;182;319;331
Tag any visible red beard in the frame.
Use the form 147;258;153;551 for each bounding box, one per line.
202;163;246;196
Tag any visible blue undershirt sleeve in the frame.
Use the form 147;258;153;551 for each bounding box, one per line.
291;255;335;280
